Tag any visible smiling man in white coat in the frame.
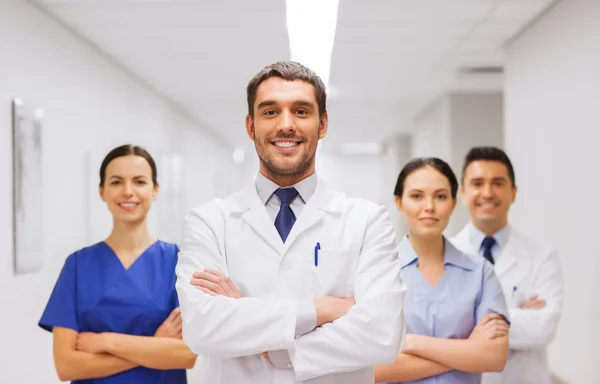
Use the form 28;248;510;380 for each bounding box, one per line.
175;61;407;384
451;147;564;384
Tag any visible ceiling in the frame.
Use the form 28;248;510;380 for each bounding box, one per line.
327;0;557;144
31;0;557;151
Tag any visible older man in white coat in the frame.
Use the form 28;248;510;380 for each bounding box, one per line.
451;147;564;384
175;61;407;384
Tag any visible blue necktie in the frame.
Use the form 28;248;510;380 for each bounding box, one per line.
481;236;497;265
274;187;298;243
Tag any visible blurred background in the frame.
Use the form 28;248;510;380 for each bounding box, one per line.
0;0;596;382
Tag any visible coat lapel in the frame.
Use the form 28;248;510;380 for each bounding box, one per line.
231;182;284;255
494;226;521;277
453;224;520;277
452;226;477;255
230;177;343;256
282;178;342;254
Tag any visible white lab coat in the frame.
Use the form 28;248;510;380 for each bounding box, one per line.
451;225;564;384
176;178;407;384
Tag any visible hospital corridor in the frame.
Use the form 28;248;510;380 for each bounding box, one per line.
0;0;597;383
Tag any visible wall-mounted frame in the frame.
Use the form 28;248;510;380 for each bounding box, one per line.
12;98;44;275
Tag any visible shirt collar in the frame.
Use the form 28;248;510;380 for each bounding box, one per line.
466;223;510;250
255;171;318;206
398;235;475;271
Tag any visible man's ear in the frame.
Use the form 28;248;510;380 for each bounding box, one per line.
245;114;255;141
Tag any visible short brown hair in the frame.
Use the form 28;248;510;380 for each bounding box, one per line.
246;61;327;119
462;146;516;187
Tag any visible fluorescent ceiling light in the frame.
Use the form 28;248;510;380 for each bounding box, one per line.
285;0;340;90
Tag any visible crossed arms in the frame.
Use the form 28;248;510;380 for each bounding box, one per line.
176;205;407;381
52;308;196;382
374;314;509;382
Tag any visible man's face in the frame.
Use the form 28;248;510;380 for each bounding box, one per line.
245;77;328;183
461;160;517;229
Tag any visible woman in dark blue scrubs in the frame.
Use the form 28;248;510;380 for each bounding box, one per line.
39;145;196;383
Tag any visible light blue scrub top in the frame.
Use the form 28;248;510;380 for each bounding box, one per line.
388;236;508;384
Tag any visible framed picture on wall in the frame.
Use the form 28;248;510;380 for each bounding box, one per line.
12;98;44;275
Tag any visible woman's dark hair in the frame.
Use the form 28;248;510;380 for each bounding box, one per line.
99;144;158;187
393;157;459;198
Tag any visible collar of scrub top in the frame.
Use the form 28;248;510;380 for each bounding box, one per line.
467;223;510;254
398;235;476;271
255;171;318;206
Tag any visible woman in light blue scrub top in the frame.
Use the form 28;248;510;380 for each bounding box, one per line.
375;158;509;384
38;145;196;383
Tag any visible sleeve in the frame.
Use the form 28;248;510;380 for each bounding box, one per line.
171;244;181;309
295;300;317;335
288;205;407;381
508;250;563;350
266;298;316;371
475;260;510;324
38;254;79;332
176;206;301;358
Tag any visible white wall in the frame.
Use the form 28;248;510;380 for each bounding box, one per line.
448;92;504;235
504;1;600;382
411;96;451;160
318;136;412;243
382;136;413;240
410;92;503;235
318;152;387;204
0;1;247;382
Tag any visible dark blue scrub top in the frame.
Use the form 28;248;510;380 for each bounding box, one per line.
39;240;187;384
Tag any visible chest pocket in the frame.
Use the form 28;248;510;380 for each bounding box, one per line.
501;260;533;308
309;249;358;297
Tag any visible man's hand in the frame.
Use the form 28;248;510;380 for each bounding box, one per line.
76;332;108;354
313;296;356;326
154;307;183;338
521;295;546;309
191;269;243;298
469;313;509;341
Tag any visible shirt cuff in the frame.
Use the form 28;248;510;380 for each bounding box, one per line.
295;299;317;337
267;350;294;370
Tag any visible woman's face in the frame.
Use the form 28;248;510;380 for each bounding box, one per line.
99;155;158;224
396;166;456;238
